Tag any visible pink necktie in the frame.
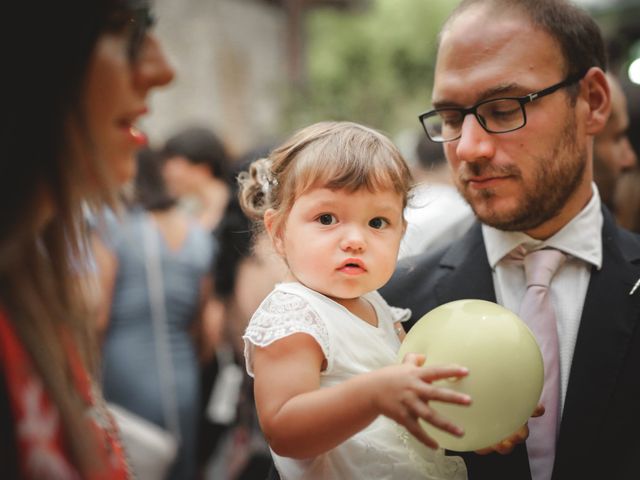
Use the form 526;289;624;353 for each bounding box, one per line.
519;248;566;480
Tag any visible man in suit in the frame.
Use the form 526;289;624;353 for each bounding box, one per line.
381;1;640;479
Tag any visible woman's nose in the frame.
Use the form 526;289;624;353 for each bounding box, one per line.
134;33;175;91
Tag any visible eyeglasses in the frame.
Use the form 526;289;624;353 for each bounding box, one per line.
106;7;156;61
418;71;587;143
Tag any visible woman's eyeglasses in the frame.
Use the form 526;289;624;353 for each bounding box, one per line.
106;7;156;61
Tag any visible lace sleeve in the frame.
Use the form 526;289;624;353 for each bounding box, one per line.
243;290;331;377
390;306;412;324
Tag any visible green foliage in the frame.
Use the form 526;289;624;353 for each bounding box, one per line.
281;0;458;137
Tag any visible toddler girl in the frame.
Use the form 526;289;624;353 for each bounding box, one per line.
238;121;470;479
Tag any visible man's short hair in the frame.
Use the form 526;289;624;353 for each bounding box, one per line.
445;0;607;82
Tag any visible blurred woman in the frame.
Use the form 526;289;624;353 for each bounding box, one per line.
93;148;215;480
0;1;173;478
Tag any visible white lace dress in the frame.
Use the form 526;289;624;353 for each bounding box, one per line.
243;282;467;480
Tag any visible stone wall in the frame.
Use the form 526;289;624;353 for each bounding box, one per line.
144;0;289;156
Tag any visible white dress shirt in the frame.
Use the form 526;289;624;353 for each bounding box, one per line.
481;184;603;416
400;183;475;259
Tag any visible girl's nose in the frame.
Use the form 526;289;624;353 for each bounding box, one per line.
340;227;366;253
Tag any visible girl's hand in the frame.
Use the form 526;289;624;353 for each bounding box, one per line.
371;353;471;449
475;403;545;455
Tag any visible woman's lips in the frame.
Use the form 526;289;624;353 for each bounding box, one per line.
128;125;147;146
119;122;148;146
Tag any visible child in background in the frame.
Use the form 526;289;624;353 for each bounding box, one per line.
238;121;471;480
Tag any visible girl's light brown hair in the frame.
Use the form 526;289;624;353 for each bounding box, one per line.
238;121;413;234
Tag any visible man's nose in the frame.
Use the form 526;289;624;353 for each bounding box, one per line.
454;114;497;164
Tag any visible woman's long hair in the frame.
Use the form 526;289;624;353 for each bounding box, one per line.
1;0;135;474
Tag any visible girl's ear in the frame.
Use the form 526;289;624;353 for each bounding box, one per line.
264;208;285;257
581;67;611;136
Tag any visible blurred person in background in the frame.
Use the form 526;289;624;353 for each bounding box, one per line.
202;193;286;480
161;126;234;232
196;147;285;480
400;135;474;258
593;72;637;212
0;1;173;478
92;147;216;480
614;168;640;234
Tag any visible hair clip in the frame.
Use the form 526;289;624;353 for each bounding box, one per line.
257;167;277;197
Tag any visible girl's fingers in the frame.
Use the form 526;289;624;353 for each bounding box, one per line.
406;398;465;437
416;383;472;406
402;352;426;366
419;364;469;382
402;416;439;450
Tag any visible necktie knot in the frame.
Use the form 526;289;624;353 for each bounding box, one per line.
524;249;566;288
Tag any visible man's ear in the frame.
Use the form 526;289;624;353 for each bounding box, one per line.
264;208;285;257
580;67;611;135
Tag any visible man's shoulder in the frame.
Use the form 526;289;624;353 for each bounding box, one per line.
603;210;640;259
613;223;640;250
391;245;448;286
380;243;453;323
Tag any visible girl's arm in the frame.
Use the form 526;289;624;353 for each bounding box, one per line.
253;332;470;459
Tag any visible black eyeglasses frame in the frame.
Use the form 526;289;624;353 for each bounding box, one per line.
418;69;588;143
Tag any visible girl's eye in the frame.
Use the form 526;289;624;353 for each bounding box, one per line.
317;214;337;225
369;217;389;229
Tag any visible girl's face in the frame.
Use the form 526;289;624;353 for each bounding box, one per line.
81;13;174;185
268;186;405;306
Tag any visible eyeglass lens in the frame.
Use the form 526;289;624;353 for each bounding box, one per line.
423;98;525;142
127;9;155;60
105;7;154;62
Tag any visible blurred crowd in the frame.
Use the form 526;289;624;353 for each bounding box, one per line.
88;125;289;480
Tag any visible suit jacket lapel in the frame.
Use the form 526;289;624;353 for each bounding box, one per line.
554;212;640;477
434;222;497;304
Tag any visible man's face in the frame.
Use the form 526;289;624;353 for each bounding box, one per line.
593;77;638;208
433;5;593;239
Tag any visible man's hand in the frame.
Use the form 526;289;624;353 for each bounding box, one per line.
474;404;545;455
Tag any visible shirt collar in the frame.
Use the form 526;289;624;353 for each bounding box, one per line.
483;183;603;269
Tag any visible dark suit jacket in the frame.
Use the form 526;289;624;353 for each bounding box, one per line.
380;210;640;480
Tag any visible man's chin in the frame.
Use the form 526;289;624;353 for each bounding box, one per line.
470;200;531;232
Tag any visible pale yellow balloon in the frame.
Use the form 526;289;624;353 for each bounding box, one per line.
397;299;543;452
